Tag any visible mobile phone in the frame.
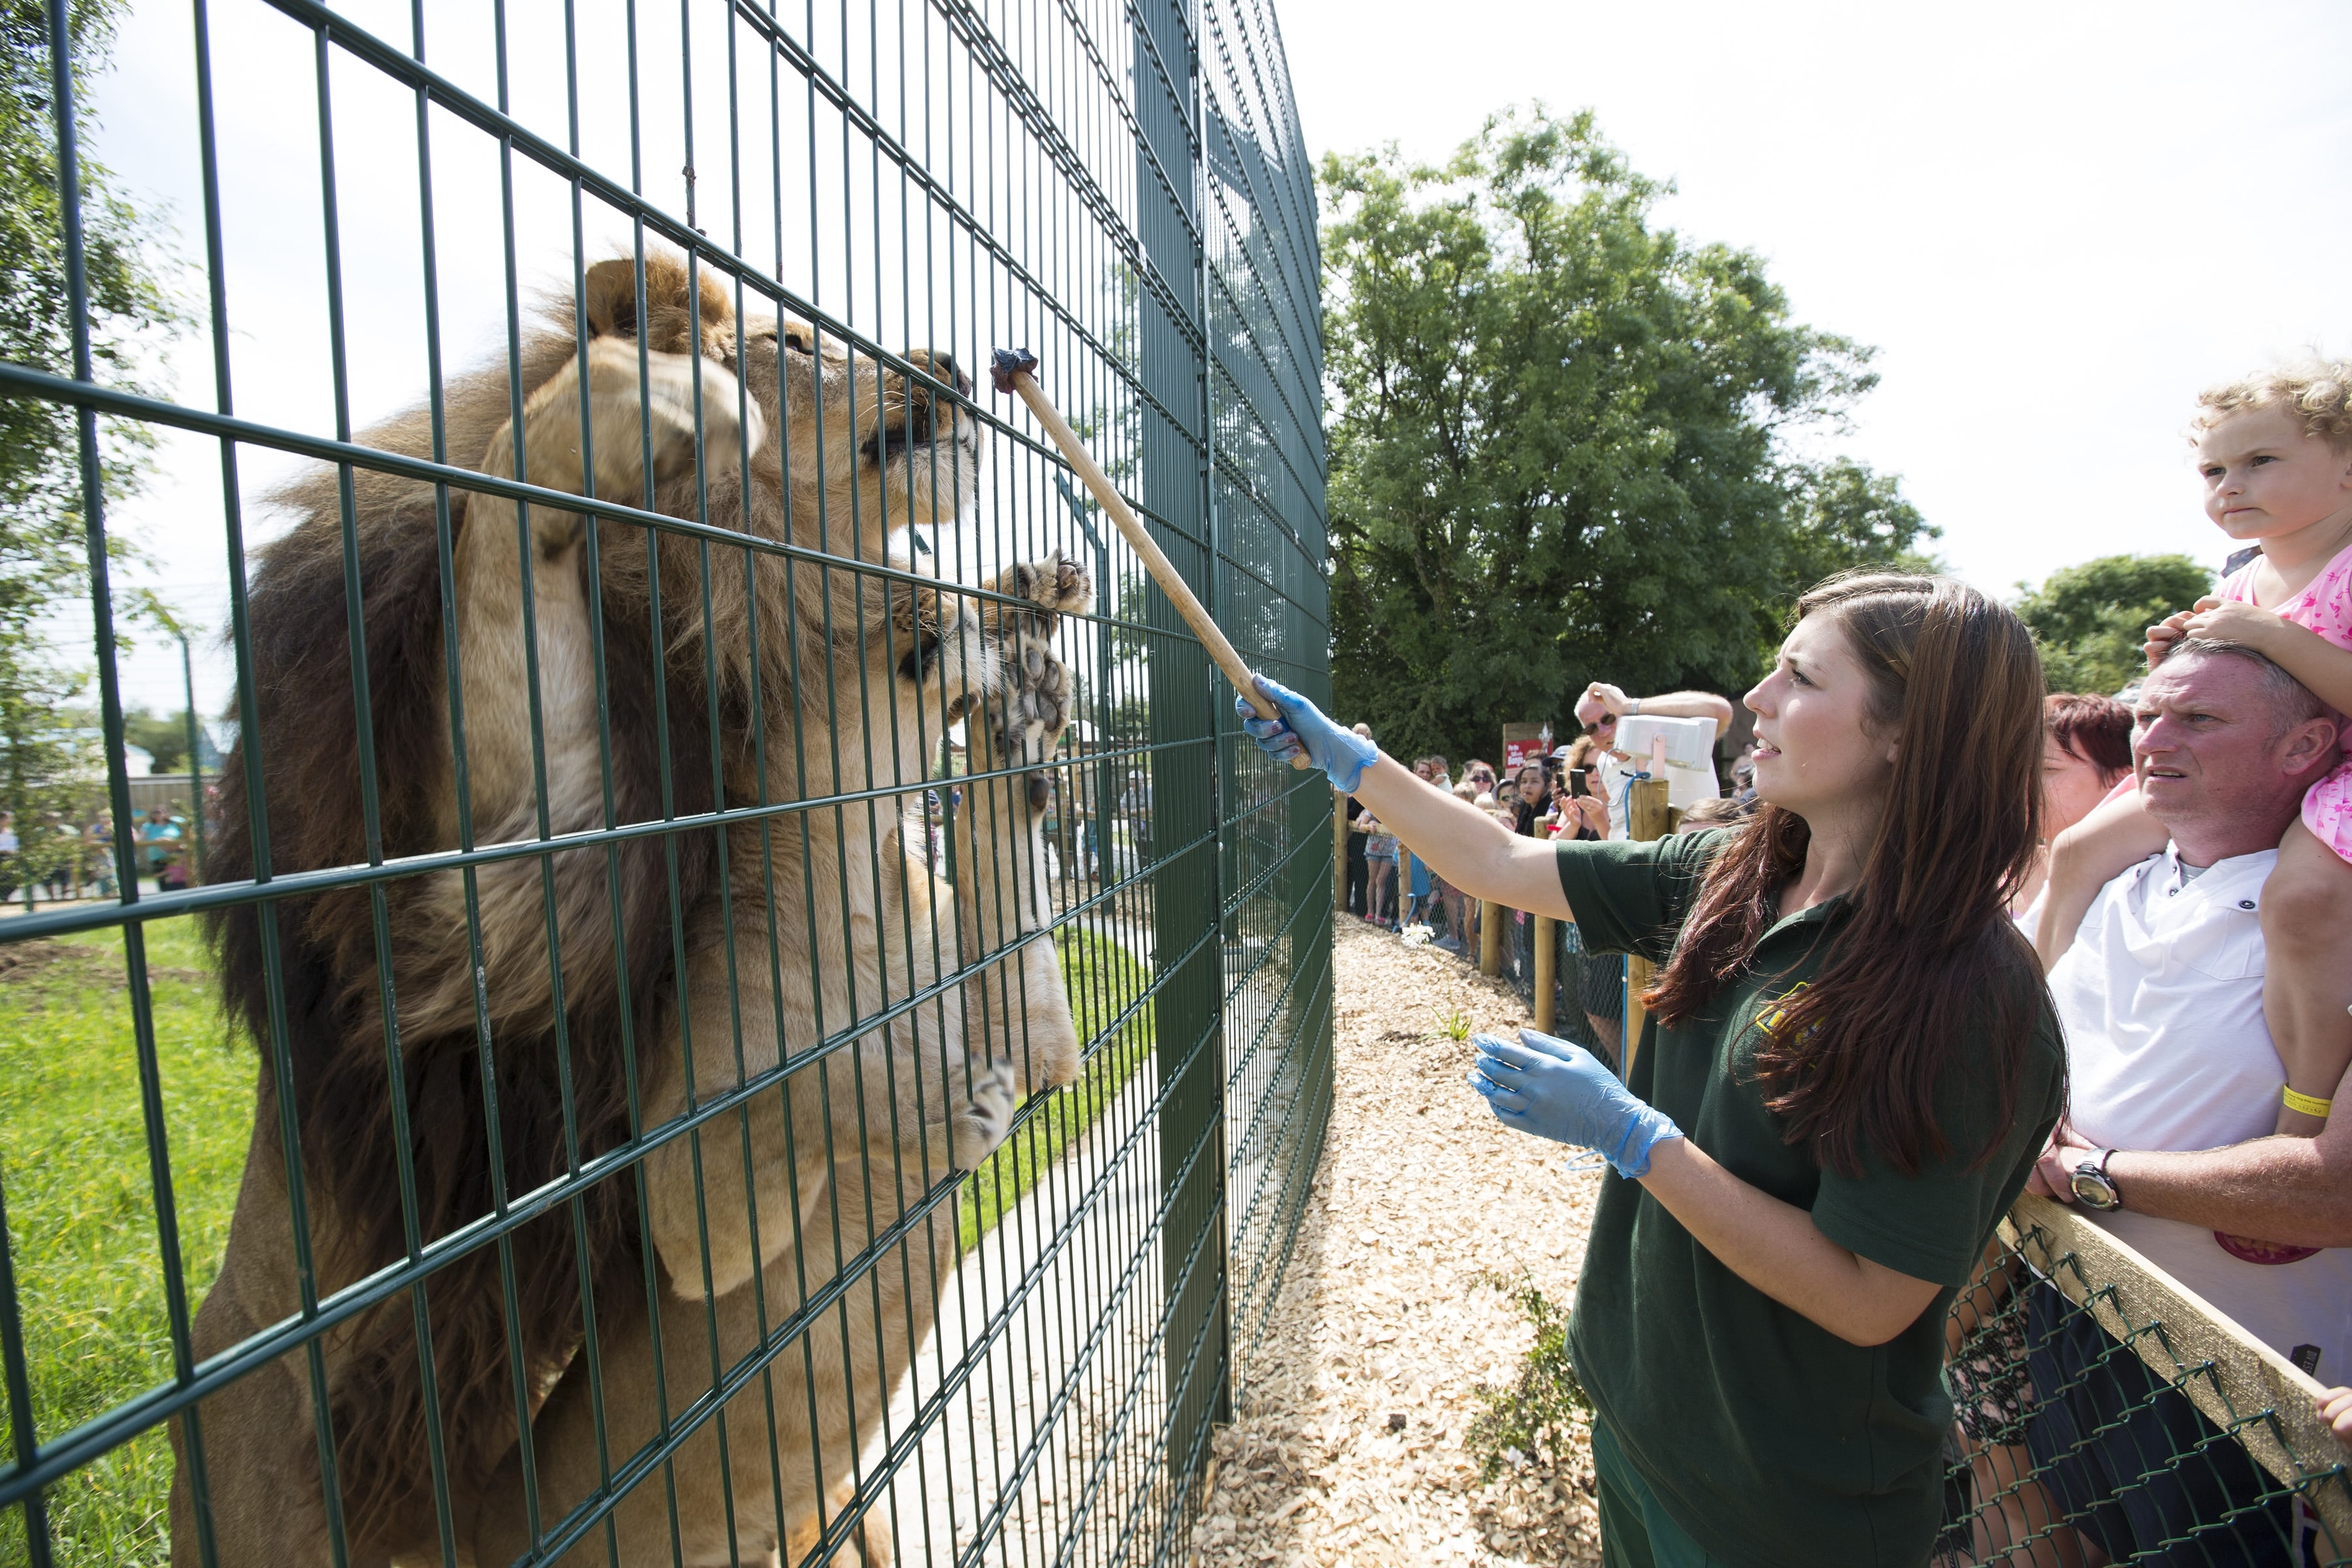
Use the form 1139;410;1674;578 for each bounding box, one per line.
1569;767;1590;798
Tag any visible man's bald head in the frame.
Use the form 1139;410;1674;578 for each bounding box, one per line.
2134;642;2338;864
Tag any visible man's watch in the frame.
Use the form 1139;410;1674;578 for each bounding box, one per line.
2070;1149;2123;1211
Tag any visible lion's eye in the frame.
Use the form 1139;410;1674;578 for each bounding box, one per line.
782;333;814;356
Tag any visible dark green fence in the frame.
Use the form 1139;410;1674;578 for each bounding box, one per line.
0;0;1330;1562
1940;1196;2350;1567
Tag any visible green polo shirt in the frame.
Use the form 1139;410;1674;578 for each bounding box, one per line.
1556;831;2063;1568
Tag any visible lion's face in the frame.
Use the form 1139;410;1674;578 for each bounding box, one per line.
730;315;982;538
580;254;984;546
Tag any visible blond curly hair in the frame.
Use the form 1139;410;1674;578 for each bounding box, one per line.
2194;359;2352;451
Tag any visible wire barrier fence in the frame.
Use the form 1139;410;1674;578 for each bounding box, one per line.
1940;1195;2349;1567
1;0;1330;1562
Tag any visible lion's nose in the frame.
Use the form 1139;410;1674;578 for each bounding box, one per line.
925;352;971;399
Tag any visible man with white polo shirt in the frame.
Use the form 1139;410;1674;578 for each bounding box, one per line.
2028;637;2352;1565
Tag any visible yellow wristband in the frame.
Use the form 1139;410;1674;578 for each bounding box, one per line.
2282;1086;2334;1118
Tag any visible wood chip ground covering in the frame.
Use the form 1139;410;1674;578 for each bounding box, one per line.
1194;916;1607;1567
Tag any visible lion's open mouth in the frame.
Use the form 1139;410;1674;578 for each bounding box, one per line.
862;400;969;466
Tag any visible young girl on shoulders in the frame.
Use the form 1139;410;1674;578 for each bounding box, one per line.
2039;362;2352;1137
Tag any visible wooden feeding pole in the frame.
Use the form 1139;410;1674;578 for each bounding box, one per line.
990;348;1309;759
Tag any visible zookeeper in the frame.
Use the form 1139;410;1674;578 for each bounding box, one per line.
1239;572;2065;1568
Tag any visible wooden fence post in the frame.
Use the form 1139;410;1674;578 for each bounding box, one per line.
1532;915;1556;1034
1332;787;1348;916
1478;899;1502;975
1621;777;1673;1071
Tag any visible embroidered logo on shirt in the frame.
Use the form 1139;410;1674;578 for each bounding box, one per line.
2213;1231;2322;1266
1754;982;1810;1036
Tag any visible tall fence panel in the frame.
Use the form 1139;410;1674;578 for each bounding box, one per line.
0;0;1330;1563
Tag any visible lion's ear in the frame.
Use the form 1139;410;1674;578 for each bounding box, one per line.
582;259;641;338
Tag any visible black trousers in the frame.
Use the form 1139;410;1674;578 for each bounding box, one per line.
2024;1278;2313;1567
1345;845;1368;916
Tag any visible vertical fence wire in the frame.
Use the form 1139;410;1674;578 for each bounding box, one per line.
0;0;1330;1563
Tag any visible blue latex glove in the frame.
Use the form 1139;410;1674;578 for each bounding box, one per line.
1233;676;1379;793
1467;1028;1683;1179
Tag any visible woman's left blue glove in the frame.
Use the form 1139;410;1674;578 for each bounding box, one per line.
1467;1028;1684;1179
1233;676;1379;792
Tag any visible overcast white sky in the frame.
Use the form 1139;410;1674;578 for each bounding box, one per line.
1273;0;2352;589
76;0;2352;715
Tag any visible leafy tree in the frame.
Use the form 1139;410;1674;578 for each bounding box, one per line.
1320;108;1931;766
120;706;192;774
2012;553;2213;698
1;0;182;845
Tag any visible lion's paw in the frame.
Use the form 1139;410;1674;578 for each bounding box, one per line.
949;1060;1021;1172
990;550;1093;638
580;338;762;485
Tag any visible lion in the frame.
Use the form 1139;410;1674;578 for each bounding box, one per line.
172;249;1089;1566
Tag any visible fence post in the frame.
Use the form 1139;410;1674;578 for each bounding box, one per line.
1478;898;1503;975
1532;915;1556;1033
1137;0;1231;1486
1620;777;1673;1070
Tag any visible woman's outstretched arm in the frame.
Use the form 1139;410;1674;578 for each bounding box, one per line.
1237;678;1569;919
1350;755;1571;918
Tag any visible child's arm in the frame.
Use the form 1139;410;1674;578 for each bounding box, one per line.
2036;788;2170;971
2185;597;2352;715
2145;608;2195;668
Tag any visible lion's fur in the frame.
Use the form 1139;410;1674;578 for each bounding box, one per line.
178;250;1085;1564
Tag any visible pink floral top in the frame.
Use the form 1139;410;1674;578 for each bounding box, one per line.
2219;536;2352;651
2221;537;2352;862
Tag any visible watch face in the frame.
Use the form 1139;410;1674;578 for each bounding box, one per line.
2070;1165;2119;1211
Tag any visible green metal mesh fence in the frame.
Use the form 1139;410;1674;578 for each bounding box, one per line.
0;0;1330;1563
1940;1200;2349;1567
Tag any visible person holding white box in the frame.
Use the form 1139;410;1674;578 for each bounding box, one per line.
1575;682;1732;837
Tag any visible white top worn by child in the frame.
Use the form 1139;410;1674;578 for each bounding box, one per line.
2038;362;2352;1140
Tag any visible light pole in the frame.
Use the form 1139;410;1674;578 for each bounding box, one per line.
1055;474;1116;880
174;621;204;866
132;591;206;873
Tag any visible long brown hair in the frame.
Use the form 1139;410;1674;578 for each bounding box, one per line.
1643;573;2050;1177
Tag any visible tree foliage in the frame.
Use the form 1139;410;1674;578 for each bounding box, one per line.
120;708;194;774
1320;109;1931;765
2011;552;2213;698
1;0;180;835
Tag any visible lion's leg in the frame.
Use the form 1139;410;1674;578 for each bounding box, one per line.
949;553;1093;1095
475;1186;942;1568
640;855;1018;1305
473;1273;799;1567
393;340;761;1045
171;1120;382;1567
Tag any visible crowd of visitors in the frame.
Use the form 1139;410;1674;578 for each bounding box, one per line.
1274;361;2352;1562
0;802;191;906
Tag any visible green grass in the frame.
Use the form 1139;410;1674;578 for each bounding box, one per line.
0;921;252;1568
1464;1271;1592;1482
958;926;1155;1250
0;918;1151;1565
